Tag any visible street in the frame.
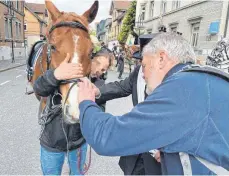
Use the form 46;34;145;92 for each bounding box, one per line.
0;66;133;175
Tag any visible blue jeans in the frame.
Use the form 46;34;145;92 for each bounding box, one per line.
40;143;87;175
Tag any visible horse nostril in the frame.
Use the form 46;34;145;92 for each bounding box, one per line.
64;104;71;116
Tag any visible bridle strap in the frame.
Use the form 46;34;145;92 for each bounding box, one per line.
63;80;81;106
49;21;88;34
60;79;81;85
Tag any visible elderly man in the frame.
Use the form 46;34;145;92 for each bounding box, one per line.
78;33;229;174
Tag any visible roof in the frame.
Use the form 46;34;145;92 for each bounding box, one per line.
25;3;46;14
117;12;125;21
25;4;47;25
109;0;131;15
105;18;112;27
113;1;131;10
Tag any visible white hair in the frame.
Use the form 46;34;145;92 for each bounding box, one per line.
143;32;196;64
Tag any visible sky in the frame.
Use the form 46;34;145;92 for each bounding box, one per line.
25;0;112;29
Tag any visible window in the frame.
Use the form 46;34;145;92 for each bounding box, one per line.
150;1;154;17
191;22;200;47
15;1;19;10
141;5;146;20
161;1;167;14
16;22;18;39
147;29;152;34
25;38;28;47
172;0;180;10
4;0;9;5
171;26;177;32
24;23;27;31
5;18;12;39
19;23;21;39
45;9;48;17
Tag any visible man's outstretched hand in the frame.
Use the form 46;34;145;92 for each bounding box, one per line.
78;78;96;104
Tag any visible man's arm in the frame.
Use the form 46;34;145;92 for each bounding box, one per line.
96;66;140;104
33;69;60;97
79;73;208;156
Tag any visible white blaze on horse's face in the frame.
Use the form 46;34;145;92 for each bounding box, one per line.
64;35;81;123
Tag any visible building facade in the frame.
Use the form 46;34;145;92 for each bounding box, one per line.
0;0;25;61
96;18;112;44
107;0;131;49
135;0;229;64
24;3;48;54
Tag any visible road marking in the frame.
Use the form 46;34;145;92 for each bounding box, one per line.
15;68;26;73
16;75;22;78
0;80;11;86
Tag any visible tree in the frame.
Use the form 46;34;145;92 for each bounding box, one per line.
118;0;137;44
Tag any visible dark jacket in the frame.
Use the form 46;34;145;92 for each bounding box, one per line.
33;70;105;152
117;55;124;72
96;66;161;175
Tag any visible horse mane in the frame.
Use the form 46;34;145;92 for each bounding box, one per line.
27;40;45;68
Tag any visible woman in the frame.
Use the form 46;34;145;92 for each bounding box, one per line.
33;49;113;175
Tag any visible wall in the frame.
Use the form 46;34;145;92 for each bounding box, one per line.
136;0;224;62
0;1;25;60
24;8;40;36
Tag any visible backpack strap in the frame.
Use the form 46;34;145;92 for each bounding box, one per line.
195;156;229;175
181;64;229;82
179;152;229;175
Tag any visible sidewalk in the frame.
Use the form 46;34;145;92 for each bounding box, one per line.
0;58;26;72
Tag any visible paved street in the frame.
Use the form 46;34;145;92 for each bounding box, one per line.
0;66;133;175
0;59;26;72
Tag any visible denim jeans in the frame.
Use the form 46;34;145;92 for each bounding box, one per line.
40;143;87;175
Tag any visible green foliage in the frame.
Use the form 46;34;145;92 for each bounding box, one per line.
89;29;96;36
118;0;137;44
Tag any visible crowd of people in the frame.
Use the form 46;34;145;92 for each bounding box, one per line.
33;32;229;175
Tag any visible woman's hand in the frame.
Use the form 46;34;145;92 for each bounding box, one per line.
54;53;83;80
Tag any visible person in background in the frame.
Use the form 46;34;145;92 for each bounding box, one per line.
112;43;119;67
117;51;125;79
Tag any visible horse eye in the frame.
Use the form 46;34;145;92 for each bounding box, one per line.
51;45;56;51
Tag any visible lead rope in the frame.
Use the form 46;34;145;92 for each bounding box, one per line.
61;117;92;175
77;146;92;175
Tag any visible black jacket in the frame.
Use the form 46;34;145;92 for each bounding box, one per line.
96;65;140;106
96;66;161;175
33;70;105;152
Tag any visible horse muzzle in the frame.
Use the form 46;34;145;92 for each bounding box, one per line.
63;103;80;124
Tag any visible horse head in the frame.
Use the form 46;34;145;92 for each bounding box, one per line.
45;0;99;124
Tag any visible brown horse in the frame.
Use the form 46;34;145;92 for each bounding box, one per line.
27;0;99;124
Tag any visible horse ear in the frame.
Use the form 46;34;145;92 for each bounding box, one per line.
45;0;61;21
82;1;99;23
